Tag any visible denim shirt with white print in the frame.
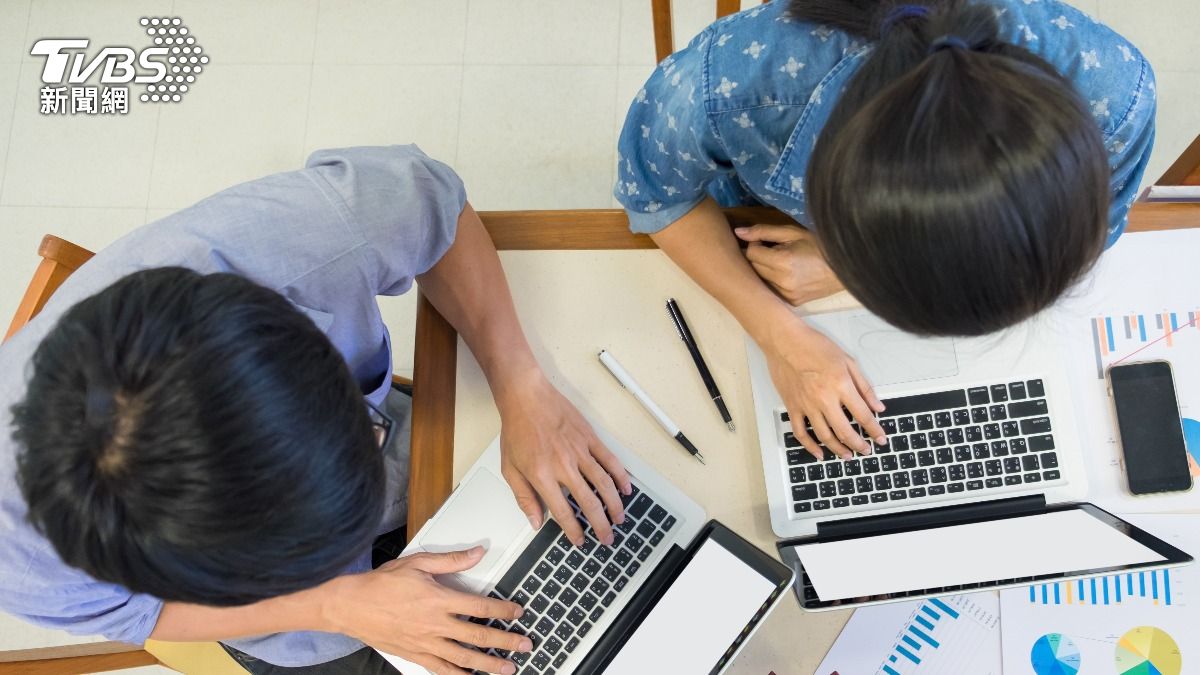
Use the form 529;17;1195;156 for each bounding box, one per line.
615;0;1155;247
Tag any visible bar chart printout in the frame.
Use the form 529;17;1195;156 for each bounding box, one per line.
815;593;1001;675
1025;568;1179;607
1089;309;1199;379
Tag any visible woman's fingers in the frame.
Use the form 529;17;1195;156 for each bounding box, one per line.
843;392;886;449
734;224;806;244
788;418;826;461
849;361;886;413
808;410;854;459
822;400;869;455
744;241;788;268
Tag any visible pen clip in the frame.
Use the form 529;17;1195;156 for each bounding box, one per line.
666;299;688;342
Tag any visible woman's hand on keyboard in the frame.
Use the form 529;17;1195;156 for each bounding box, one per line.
329;546;529;674
495;369;633;548
762;315;887;460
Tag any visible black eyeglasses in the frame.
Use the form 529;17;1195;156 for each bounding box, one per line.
366;400;395;449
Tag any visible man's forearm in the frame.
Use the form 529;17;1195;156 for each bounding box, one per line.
415;202;542;405
149;575;338;642
650;197;799;344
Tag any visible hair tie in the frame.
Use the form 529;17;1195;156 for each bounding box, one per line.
880;5;930;36
928;35;970;54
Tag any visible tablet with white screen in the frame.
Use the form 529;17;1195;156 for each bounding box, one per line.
580;521;794;674
778;502;1192;611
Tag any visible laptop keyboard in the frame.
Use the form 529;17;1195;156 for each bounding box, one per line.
780;378;1064;516
470;484;678;674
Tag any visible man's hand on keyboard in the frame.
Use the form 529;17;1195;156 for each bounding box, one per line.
763;315;887;460
328;547;529;675
496;370;633;548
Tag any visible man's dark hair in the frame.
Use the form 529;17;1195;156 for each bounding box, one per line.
789;0;1110;336
12;267;384;606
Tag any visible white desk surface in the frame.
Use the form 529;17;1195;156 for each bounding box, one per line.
449;250;860;675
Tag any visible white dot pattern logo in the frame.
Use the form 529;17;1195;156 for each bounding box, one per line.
140;17;207;104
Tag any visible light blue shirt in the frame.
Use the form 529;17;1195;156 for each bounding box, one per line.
615;0;1156;246
0;145;465;666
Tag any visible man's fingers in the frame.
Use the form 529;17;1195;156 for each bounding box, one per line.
581;459;625;528
568;474;614;546
448;588;525;621
502;466;545;529
587;436;633;496
411;653;467;675
849;361;886;414
439;640;514;675
446;617;533;654
734;224;806;244
410;547;486;575
540;483;586;546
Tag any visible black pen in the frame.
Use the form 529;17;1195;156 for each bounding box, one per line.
666;298;734;431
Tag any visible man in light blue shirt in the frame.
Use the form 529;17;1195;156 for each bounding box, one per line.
1;145;631;674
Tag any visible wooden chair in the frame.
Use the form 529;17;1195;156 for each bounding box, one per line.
651;0;769;62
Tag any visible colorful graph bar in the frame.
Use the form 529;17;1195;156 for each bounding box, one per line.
881;599;960;671
1026;570;1174;606
1089;310;1200;378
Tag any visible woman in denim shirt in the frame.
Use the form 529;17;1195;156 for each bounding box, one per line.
615;0;1154;459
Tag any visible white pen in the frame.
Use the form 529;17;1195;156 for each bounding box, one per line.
598;349;705;465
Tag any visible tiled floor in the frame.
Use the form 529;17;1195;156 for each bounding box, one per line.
0;0;1197;660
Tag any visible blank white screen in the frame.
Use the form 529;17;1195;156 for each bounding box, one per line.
603;538;776;674
790;509;1165;601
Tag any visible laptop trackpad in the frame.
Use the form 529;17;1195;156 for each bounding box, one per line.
808;311;959;387
414;468;530;593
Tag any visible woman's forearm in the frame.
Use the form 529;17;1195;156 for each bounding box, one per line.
650;197;800;344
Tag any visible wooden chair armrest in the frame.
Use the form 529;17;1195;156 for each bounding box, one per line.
0;642;158;674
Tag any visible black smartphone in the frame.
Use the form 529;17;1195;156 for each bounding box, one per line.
1108;360;1193;495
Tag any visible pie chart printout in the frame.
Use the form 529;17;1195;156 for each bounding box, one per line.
1114;626;1182;675
1030;633;1082;675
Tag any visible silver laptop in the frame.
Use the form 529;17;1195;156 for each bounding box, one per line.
747;307;1090;540
380;425;793;675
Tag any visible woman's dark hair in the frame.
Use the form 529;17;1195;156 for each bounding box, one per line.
789;0;1110;336
12;267;384;606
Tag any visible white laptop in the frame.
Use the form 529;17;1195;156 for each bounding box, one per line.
380;425;793;675
749;307;1090;539
747;308;1193;611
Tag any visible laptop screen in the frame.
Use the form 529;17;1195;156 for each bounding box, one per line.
788;506;1171;603
603;532;780;674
